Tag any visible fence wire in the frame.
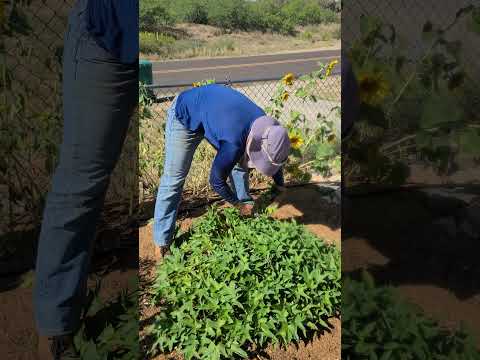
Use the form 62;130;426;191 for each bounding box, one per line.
138;75;341;201
342;0;480;184
2;1;137;234
342;0;480;118
147;75;341;126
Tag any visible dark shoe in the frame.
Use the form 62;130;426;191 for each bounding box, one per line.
154;245;170;260
38;335;79;360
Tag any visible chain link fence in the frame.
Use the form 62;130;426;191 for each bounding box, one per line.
342;0;480;184
2;1;71;232
2;1;137;237
343;0;480;71
2;1;341;234
146;74;341;125
139;74;341;201
342;0;480;122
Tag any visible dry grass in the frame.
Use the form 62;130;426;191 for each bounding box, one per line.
140;23;340;60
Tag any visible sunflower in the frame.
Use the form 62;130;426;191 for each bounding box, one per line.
357;71;390;105
281;91;289;102
289;133;304;150
325;59;339;77
282;73;295;86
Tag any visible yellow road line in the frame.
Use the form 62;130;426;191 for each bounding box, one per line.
153;56;339;74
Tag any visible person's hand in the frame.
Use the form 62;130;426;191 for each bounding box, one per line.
236;202;254;217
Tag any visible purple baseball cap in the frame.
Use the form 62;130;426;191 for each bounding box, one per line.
246;116;291;176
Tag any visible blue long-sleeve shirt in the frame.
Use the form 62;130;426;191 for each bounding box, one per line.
175;84;284;203
86;0;139;64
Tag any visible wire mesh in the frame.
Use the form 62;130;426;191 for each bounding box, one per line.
147;75;341;126
139;75;341;201
2;1;72;230
2;1;137;232
342;0;480;185
342;0;480;114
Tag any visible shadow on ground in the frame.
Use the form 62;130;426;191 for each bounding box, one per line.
0;201;139;358
342;185;480;345
343;186;480;298
272;184;340;231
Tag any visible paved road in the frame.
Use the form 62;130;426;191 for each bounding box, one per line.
151;49;341;86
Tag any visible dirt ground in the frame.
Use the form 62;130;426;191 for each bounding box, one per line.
342;187;480;346
139;185;341;360
0;224;138;360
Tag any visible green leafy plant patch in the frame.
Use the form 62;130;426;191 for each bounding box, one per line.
342;272;480;359
74;278;139;359
148;207;341;359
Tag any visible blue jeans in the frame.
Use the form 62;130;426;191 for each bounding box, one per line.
153;97;252;246
33;0;137;336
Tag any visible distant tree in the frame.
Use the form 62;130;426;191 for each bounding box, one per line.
140;0;174;32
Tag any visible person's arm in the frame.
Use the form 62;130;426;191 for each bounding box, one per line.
272;167;288;194
209;142;244;204
272;167;285;187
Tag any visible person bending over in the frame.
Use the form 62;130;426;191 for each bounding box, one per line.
153;84;291;255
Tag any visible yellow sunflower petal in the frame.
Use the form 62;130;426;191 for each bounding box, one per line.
325;59;339;77
357;71;390;105
282;73;295;86
289;134;304;150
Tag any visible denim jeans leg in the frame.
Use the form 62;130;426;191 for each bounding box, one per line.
153;106;203;247
229;164;253;203
33;2;137;336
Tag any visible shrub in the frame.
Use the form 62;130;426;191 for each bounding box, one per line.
206;0;251;31
140;1;174;32
281;0;338;26
141;0;339;34
148;207;341;359
184;0;210;24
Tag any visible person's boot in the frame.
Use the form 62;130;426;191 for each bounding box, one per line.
154;245;170;261
37;335;80;360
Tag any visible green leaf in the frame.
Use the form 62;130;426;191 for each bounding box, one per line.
459;129;480;155
83;341;99;359
315;143;336;159
360;15;381;37
230;343;248;358
146;208;341;358
379;350;393;360
361;269;375;289
420;94;463;129
468;8;480;34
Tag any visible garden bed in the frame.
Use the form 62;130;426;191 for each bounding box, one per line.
139;185;341;359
